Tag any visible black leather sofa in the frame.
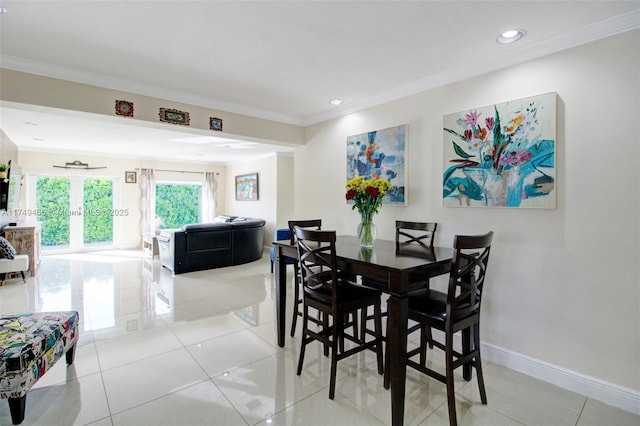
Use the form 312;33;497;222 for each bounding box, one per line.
157;216;265;274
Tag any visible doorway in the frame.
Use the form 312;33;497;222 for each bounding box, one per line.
28;175;119;252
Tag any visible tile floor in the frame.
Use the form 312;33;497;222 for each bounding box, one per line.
0;250;638;426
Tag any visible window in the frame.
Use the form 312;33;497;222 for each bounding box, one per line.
155;182;201;229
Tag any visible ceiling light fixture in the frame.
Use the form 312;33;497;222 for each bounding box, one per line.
329;99;343;106
497;29;526;44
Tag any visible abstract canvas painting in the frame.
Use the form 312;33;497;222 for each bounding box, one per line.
443;92;556;208
235;173;259;201
347;124;407;205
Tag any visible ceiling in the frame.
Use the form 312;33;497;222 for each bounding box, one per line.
0;1;638;164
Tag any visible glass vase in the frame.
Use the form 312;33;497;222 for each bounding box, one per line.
357;217;376;248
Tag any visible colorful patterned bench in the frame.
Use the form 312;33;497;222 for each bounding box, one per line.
0;312;79;424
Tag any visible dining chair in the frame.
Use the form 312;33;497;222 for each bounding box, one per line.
294;226;384;399
389;231;493;426
269;228;294;273
287;219;322;337
395;220;437;252
360;220;438;342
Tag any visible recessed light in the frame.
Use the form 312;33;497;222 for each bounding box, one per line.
329;99;343;106
497;29;525;44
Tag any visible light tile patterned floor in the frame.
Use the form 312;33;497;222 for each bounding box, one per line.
0;250;637;425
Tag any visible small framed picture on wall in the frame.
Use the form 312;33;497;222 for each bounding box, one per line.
125;171;137;184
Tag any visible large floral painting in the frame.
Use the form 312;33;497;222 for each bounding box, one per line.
347;124;406;205
443;92;556;208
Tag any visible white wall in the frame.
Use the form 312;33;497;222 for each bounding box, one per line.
275;153;294;229
226;154;280;245
296;30;640;404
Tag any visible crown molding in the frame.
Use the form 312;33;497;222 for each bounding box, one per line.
302;9;640;126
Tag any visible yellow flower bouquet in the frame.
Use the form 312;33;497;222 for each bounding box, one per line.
345;176;392;247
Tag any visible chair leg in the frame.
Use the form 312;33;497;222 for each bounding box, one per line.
462;328;472;380
351;312;359;341
425;326;434;349
290;265;301;337
296;304;309;376
329;311;342;400
270;260;274;273
374;303;384;375
383;336;390;389
473;323;487;404
418;323;435;365
8;395;26;425
322;314;330;357
360;307;367;344
445;333;458;426
0;272;6;286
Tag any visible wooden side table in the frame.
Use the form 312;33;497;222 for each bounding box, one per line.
142;233;159;258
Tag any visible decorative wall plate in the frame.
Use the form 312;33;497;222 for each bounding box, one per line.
115;100;134;117
159;108;190;126
210;117;223;131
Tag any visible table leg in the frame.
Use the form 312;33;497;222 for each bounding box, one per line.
275;246;287;347
386;293;409;426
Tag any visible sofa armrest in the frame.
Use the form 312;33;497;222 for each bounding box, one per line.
158;230;187;274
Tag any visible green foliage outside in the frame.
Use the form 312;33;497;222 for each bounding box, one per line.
36;179;198;247
156;184;201;229
37;177;113;246
83;179;113;244
37;177;71;246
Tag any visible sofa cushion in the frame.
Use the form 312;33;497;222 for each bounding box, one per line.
213;215;237;223
0;237;16;260
230;219;266;229
182;222;232;232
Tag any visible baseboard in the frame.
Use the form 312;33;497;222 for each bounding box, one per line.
482;342;640;416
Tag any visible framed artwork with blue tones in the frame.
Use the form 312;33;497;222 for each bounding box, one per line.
235;173;259;201
443;92;556;208
347;124;407;205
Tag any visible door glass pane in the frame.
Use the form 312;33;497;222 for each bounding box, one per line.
37;177;71;249
83;178;113;246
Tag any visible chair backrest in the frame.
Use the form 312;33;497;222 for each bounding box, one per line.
447;231;493;322
288;219;322;245
294;226;338;305
396;220;437;252
273;228;291;242
270;227;295;264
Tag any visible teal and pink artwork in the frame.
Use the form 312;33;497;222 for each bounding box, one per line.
347;124;407;205
443;93;556;208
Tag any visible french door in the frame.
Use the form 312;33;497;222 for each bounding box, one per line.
29;175;118;252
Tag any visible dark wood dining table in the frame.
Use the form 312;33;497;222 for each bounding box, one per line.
273;235;455;426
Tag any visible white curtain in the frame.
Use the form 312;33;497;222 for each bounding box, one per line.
139;168;156;235
201;172;218;223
